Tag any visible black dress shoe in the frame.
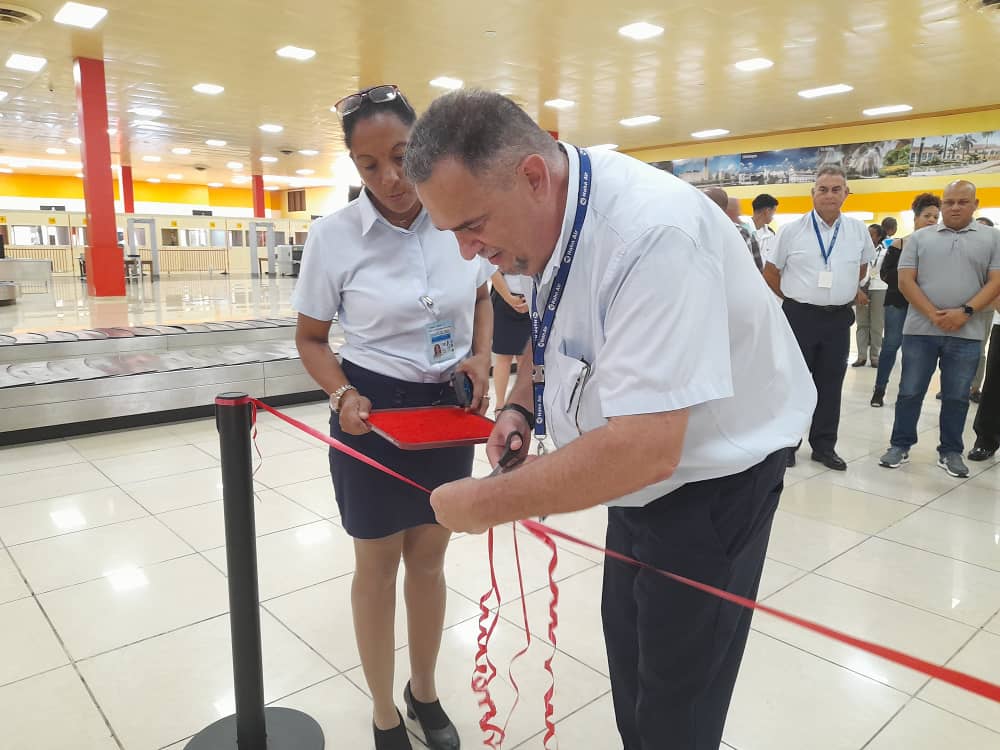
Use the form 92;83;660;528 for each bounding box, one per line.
786;449;797;468
812;451;847;471
968;446;998;462
404;682;460;750
851;359;867;368
374;710;413;750
971;390;983;404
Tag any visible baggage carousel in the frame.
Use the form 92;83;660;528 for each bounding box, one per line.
0;317;340;445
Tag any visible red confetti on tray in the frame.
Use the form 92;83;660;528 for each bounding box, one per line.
368;406;495;450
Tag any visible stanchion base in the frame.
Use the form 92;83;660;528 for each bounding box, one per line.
184;707;324;749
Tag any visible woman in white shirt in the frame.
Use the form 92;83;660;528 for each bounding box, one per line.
853;224;889;368
293;85;493;750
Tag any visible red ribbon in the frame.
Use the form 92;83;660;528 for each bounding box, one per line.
233;398;1000;744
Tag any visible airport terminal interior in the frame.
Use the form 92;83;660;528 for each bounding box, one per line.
2;1;1000;749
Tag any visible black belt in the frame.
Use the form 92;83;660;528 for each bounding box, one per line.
786;298;852;313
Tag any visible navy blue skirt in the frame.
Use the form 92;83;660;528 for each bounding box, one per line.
330;360;475;539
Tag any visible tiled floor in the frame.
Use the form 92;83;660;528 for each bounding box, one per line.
2;364;1000;749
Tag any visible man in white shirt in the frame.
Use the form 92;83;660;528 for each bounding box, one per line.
403;89;816;750
764;166;874;471
751;193;779;263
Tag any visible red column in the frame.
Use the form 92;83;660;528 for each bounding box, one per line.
252;174;265;218
74;57;124;296
120;165;135;214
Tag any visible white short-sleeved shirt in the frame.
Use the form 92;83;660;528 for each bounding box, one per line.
501;273;529;296
770;211;874;306
754;224;777;264
534;145;817;507
867;245;889;291
291;189;493;383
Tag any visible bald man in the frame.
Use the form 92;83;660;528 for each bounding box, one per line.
703;188;762;271
880;180;1000;478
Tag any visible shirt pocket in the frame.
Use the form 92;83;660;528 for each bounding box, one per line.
542;349;596;445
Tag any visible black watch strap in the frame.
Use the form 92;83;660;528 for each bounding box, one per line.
499;403;533;425
963;305;975;317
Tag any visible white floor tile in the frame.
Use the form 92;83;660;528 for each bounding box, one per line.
540;506;610;563
779;478;916;534
918;630;1000;734
272;676;387;750
68;426;191;461
92;444;217;485
969;465;1000;491
10;516;190;592
0;462;112;508
121;466;224;514
157;489;321;551
765;511;867;570
251;448;331;488
819;537;1000;627
195;428;312;460
266;573;480;672
0;440;84;477
0;486;148;546
204;520;356;600
0;549;29;604
0;666;117;750
878;508;1000;571
757;558;808;600
820;459;960;506
537;692;620;750
79;610;336;750
722;632;908;750
40;554;229;659
0;597;68;686
273;476;339;518
987;610;1000;635
755;574;974;694
929;482;1000;524
865;698;1000;749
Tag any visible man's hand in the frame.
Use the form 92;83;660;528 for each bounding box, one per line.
856;290;870;306
934;308;969;332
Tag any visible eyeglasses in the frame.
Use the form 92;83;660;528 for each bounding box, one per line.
333;84;409;118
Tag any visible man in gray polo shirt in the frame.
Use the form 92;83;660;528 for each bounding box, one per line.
880;180;1000;477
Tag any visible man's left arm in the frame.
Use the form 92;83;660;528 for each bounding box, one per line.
937;238;1000;331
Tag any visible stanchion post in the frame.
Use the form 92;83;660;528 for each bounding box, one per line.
185;393;323;750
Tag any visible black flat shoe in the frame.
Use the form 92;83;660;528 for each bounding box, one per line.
812;451;847;471
968;446;998;462
404;682;460;750
374;710;413;750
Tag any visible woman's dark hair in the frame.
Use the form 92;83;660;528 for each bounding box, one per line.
911;192;942;216
869;223;886;241
342;93;416;151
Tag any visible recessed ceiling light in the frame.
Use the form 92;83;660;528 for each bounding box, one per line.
588;143;620;151
54;2;107;29
171;147;191;155
67;137;82;145
142;155;161;162
205;139;227;147
734;57;774;72
275;45;316;61
207;182;224;188
862;104;913;117
298;149;319;156
798;83;853;99
226;161;243;169
296;168;315;175
0;167;13;173
259;123;283;133
147;178;160;183
232;175;251;184
544;98;575;109
0;91;7;102
620;115;661;127
260;155;278;163
193;83;224;95
430;76;463;90
618;21;664;40
6;54;47;73
167;173;182;180
46;147;67;155
691;128;730;139
263;185;280;191
130;106;162;118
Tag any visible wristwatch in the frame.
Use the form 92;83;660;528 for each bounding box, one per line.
330;384;357;412
962;305;975;317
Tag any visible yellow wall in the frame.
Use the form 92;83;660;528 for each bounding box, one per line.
625;108;1000;214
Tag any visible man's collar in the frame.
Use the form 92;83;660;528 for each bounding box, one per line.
937;220;978;233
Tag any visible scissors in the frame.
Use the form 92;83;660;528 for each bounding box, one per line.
489;431;528;477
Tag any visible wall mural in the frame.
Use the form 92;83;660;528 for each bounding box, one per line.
653;131;999;185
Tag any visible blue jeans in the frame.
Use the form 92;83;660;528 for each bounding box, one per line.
890;334;982;455
875;304;907;390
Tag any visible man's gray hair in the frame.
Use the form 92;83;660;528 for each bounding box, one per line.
815;164;848;182
404;89;560;184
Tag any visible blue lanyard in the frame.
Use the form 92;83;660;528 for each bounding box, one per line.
530;147;592;440
811;212;841;267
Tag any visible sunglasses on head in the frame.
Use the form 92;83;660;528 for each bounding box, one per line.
333;84;410;118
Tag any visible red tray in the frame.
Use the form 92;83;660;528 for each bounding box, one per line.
368;406;495;450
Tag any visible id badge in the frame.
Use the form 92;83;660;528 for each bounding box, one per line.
427;320;456;363
818;271;834;289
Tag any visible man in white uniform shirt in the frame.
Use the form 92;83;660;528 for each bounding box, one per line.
403;90;816;750
751;193;779;263
764;166;874;471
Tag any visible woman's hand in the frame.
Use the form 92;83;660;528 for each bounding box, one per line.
457;353;492;415
335;390;373;435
